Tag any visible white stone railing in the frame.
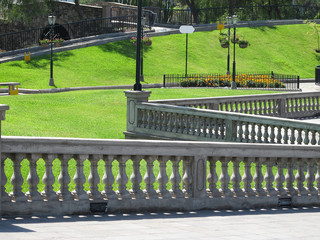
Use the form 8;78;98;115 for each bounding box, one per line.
125;91;320;144
151;92;320;119
1;136;320;216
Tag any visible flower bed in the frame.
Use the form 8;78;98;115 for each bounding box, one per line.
180;74;286;88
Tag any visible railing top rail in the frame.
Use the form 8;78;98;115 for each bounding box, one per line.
2;136;320;158
138;102;320;130
150;92;320;104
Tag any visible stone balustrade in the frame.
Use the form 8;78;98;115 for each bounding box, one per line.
125;91;320;144
1;136;320;216
151;91;320;119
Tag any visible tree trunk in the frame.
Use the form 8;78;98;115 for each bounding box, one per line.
185;0;199;24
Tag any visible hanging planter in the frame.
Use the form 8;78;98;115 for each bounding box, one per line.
231;35;240;44
144;41;152;46
239;43;248;48
53;38;64;47
220;41;230;48
39;39;50;47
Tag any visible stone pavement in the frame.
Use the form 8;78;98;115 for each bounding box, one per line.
1;207;320;239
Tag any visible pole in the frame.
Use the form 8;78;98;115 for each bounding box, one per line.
227;26;230;74
49;26;55;86
231;25;237;89
134;0;142;91
140;26;144;82
185;33;188;77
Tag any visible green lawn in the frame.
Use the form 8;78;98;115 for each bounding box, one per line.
0;24;318;89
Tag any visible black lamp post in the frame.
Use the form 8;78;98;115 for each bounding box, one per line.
140;16;146;83
226;16;231;75
231;14;238;90
134;0;143;91
48;14;56;87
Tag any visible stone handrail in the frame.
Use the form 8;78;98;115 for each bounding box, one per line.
1;136;320;216
151;92;320;119
129;102;320;145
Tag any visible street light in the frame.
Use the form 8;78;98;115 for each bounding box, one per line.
140;16;146;83
226;16;232;75
48;14;56;86
231;14;238;89
134;0;143;91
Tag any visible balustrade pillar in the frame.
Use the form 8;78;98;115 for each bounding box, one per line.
157;156;170;198
42;154;59;201
74;154;89;200
88;155;103;201
183;156;193;198
0;104;8;217
11;153;28;202
27;154;43;201
1;154;11;202
207;157;221;197
116;155;131;199
254;157;267;196
170;156;183;198
264;157;276;196
285;158;297;196
295;159;308;196
219;157;233;197
144;156;157;199
306;158;317;195
242;157;255;197
58;154;73;201
102;155;117;200
275;158;286;196
130;155;144;199
231;157;244;197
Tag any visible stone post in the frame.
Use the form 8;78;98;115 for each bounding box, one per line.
0;104;9;218
124;91;151;139
192;155;207;199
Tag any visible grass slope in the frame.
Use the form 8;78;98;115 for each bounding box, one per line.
0;24;318;89
0;88;279;138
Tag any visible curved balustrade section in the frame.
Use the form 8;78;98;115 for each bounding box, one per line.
133;102;320;145
151;92;320;119
1;137;320;216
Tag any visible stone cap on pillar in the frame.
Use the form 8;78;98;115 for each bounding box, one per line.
124;90;151;103
0;105;9;121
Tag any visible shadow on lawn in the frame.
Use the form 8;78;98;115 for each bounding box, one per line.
98;40;152;59
249;25;277;31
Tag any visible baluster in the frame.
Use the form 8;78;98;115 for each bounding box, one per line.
130;155;144;199
42;154;58;201
304;129;310;145
1;154;11;201
263;125;269;143
152;111;157;130
147;110;152;129
290;128;296;144
11;153;27;202
58;154;73;201
207;157;221;197
253;100;257;114
242;157;255;197
208;119;213;138
157;156;170;198
239;101;243;113
116;155;130;199
184;115;189;134
183;156;193;198
244;101;249;114
220;119;225;139
73;154;89;200
295;159;308;196
214;119;219;139
170;156;183;198
285;158;297;196
276;126;282;144
270;125;275;143
144;156;157;199
219;157;233;197
250;123;256;143
231;157;244;197
157;111;162;131
316;160;320;194
143;109;148;128
196;116;201;136
275;158;286;196
306;158;317;195
264;157;277;196
297;129;302;144
88;155;103;200
163;112;168;131
102;155;117;199
190;115;195;135
254;157;266;196
282;127;288;144
244;122;249;143
311;131;317;145
238;121;243;142
27;154;42;201
174;113;178;133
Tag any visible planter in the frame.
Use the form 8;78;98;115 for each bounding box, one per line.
131;42;137;46
239;43;248;48
41;43;49;47
316;49;320;53
144;41;152;46
54;42;63;47
220;42;230;48
231;38;239;44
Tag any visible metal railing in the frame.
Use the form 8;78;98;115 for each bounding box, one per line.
0;15;150;51
163;72;300;90
147;5;320;24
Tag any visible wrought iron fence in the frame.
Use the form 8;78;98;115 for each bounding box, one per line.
163;72;300;90
0;15;150;51
148;5;320;24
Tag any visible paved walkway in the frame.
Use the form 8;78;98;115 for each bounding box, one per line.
1;207;320;239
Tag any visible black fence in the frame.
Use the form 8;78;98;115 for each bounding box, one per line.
163;72;300;90
147;5;320;24
0;14;151;51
